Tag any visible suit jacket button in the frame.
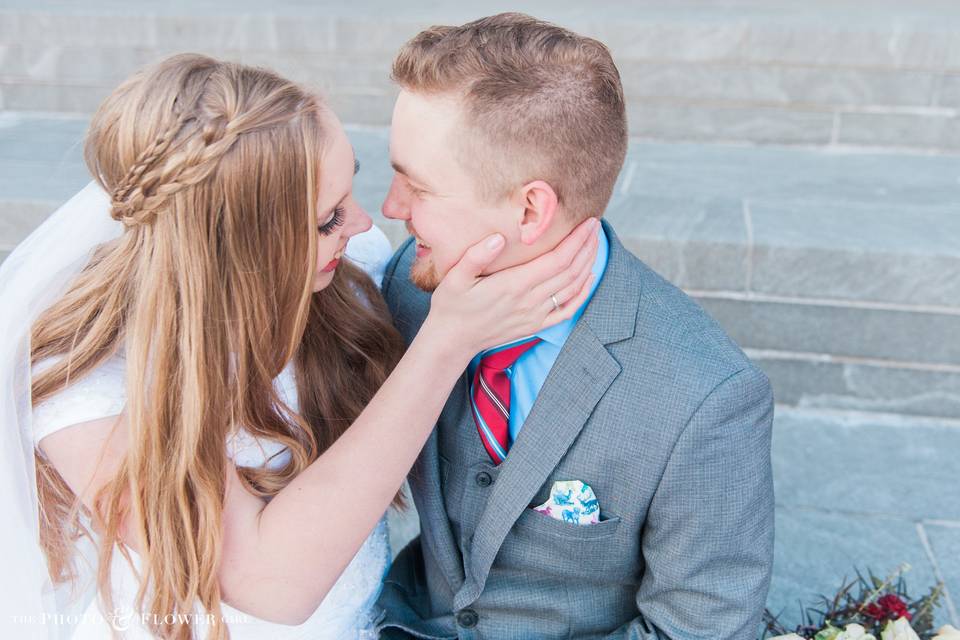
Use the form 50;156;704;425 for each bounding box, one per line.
456;609;479;628
475;472;493;487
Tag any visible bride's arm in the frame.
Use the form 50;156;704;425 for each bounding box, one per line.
219;323;471;623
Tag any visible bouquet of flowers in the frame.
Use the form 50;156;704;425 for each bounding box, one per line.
762;564;955;640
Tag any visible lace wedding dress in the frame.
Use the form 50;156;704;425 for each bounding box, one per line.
31;226;395;640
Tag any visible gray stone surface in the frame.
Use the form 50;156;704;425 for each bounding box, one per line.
619;142;960;307
620;62;939;109
0;113;86;163
751;245;960;310
577;8;960;70
924;523;960;624
767;407;959;631
838;111;960;151
325;92;397;131
748;198;960;308
756;357;960;420
768;507;953;632
627;102;835;145
771;409;960;521
0;83;109;116
748;196;960;258
607;194;750;292
730;23;960;71
0;43;390;98
698;297;960;367
0;115;88;249
4;1;960;147
623;141;960;208
942;74;960;108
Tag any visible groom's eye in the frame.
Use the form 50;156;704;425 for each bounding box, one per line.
407;182;426;198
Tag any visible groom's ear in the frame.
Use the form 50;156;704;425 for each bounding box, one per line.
516;180;559;246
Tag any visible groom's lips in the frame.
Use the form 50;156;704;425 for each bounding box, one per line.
413;234;431;259
407;225;431;259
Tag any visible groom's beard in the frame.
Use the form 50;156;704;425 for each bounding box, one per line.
410;256;441;292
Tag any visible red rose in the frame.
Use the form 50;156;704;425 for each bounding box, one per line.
877;594;912;621
862;595;913;621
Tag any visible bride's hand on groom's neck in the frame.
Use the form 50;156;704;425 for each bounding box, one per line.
424;217;599;356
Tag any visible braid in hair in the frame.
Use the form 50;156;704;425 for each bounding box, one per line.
110;115;246;227
109;113;192;221
109;68;259;228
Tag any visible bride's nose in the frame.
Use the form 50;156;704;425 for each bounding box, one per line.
344;204;373;238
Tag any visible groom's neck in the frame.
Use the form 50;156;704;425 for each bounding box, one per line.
488;220;582;275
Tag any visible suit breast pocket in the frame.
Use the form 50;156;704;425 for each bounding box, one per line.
500;507;630;579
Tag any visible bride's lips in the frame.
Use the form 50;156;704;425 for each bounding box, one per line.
321;247;345;273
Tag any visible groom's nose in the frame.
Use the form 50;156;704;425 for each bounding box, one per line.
381;175;411;221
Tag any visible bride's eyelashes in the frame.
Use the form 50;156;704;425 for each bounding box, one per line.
318;206;346;236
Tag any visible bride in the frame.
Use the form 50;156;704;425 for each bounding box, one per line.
0;54;598;639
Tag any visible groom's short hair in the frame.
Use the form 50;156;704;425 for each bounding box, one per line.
392;12;628;222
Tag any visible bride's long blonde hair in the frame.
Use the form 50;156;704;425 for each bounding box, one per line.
29;53;404;639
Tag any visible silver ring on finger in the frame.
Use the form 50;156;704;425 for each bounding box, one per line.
550;293;561;312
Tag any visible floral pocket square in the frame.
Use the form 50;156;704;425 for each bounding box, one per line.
533;480;601;525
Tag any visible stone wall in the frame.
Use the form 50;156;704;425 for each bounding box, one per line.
2;0;959;150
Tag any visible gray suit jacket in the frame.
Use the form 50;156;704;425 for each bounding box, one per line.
375;221;775;640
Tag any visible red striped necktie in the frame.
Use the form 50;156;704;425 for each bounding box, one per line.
470;337;543;465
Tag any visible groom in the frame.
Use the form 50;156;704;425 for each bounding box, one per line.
374;13;775;640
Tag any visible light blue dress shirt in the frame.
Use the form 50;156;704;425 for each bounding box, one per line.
468;224;610;446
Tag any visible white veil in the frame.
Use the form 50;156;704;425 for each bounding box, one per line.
0;182;121;638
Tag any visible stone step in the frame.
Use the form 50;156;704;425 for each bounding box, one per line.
1;1;959;149
766;407;959;631
1;112;958;419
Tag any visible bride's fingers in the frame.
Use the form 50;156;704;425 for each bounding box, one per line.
498;217;598;290
443;233;506;289
538;261;593;318
556;258;595;306
529;229;598;304
540;273;596;329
